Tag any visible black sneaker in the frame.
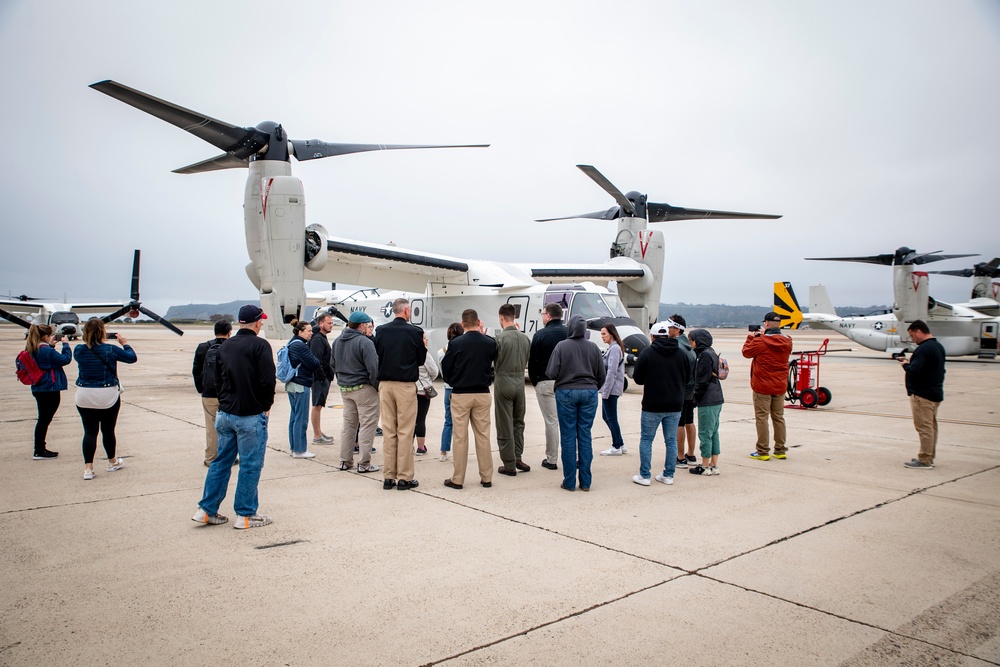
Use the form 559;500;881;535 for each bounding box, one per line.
675;458;689;469
541;460;558;470
685;455;697;464
397;479;419;490
33;450;59;460
689;465;707;475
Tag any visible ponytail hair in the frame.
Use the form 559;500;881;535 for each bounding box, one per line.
26;324;53;354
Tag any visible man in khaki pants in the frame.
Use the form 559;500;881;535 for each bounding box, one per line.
192;319;232;466
897;320;946;469
441;309;498;489
373;298;426;490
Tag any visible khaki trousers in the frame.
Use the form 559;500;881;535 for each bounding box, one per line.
450;392;494;486
910;394;940;465
340;384;380;466
379;381;417;481
535;380;560;464
202;397;219;464
752;391;787;454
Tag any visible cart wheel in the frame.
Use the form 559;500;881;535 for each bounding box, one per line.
817;387;832;406
623;377;628;392
799;388;819;408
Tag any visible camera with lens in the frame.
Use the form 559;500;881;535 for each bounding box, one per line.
748;324;761;333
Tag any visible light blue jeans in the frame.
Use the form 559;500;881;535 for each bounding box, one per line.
638;411;681;480
556;388;599;490
199;411;268;517
440;387;453;452
287;386;310;453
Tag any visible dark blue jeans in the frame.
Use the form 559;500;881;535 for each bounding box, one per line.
601;394;624;448
556;388;598;490
440;387;453;452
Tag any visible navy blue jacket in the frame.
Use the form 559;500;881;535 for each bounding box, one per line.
903;337;946;403
287;336;321;388
31;343;72;393
374;317;426;383
73;343;137;388
528;318;568;385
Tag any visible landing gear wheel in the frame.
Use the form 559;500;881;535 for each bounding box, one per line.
817;387;832;406
799;388;819;408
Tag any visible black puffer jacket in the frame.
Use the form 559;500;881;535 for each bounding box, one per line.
689;329;724;407
632;334;690;413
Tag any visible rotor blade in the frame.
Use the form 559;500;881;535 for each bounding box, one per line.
290;141;489;161
101;306;131;323
89;80;269;157
137;306;185;336
927;269;975;277
576;165;635;216
806;254;895;265
173;153;249;174
130;249;141;301
646;202;782;223
0;307;31;329
909;252;978;265
535;207;622;223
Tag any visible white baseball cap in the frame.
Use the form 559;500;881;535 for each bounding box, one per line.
650;319;679;336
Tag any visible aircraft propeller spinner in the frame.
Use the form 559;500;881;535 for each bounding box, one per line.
928;257;1000;278
89;80;489;174
806;247;978;267
101;250;184;336
535;165;782;223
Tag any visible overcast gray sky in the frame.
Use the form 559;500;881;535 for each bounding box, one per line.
1;0;998;317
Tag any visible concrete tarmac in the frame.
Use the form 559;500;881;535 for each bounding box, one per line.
1;325;998;666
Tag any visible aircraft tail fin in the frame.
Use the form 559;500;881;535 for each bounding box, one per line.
773;281;803;329
809;284;836;316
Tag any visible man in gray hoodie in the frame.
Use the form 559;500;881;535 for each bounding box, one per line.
331;311;380;473
546;315;606;492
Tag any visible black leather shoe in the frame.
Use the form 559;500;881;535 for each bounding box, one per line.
444;479;463;490
383;479;395;490
397;479;419;490
498;465;517;476
541;460;558;470
560;483;575;492
481;481;492;488
515;459;531;472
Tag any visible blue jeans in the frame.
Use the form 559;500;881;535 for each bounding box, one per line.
199;411;268;517
440;387;453;452
287;388;309;453
601;394;624;448
638;411;681;480
555;388;599;490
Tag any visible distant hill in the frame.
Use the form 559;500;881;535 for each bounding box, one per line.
165;300;259;322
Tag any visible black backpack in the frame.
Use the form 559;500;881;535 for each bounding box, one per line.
201;340;224;392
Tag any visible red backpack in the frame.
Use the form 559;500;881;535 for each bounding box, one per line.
15;350;47;386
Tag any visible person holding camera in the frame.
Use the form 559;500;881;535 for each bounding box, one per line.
73;318;137;480
897;320;946;469
25;324;72;460
741;312;792;461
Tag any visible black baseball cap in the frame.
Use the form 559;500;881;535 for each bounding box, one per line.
238;305;267;323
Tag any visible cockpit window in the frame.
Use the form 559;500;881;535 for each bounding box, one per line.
51;311;79;324
570;292;613;319
603;295;630;318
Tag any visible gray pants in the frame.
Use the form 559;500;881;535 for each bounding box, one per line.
535;380;559;464
340;385;379;466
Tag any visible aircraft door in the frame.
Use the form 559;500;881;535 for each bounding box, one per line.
506;296;530;333
981;322;998;352
410;298;425;327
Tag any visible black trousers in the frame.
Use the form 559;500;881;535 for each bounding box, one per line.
77;399;122;464
414;395;431;439
33;391;61;454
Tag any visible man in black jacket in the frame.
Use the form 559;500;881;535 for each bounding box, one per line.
441;309;497;489
309;313;335;446
374;298;426;490
898;320;946;469
192;319;231;466
527;303;567;470
193;305;276;529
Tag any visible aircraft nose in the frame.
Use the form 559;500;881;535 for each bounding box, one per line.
622;332;649;361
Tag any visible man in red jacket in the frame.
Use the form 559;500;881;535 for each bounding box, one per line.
742;312;793;461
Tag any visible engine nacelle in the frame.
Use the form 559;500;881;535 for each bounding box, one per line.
304;223;329;272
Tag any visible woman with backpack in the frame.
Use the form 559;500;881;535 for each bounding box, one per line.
73;318;137;480
688;328;724;476
24;324;72;460
598;323;627;456
284;320;322;459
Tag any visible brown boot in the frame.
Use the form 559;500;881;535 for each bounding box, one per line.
497;465;517;476
515;459;531;472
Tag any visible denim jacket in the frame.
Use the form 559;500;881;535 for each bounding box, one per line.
74;343;138;387
31;343;72;393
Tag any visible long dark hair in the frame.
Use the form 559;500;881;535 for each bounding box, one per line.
291;320;310;337
603;323;624;353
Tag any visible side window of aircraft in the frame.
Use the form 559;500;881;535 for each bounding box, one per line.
603;295;631;318
543;292;571;311
570;293;613;320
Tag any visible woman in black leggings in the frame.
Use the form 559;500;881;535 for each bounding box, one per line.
73;318;137;480
25;324;72;460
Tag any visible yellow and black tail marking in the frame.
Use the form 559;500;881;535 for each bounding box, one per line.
773;281;803;329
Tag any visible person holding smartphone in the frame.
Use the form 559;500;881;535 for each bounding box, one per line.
25;324;72;460
73;318;137;480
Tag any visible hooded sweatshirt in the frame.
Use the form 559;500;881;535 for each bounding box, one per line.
331;326;380;389
632;334;690;412
688;328;724;407
545;315;606;391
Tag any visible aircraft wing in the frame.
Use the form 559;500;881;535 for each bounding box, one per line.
69;302;129;315
514;258;649;287
962;297;1000;316
307;237;473;292
0;298;45;316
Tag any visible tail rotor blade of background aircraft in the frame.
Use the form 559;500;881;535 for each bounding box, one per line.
290;141;489;162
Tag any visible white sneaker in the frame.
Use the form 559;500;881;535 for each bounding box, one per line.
291;451;316;459
107;457;125;472
357;462;380;473
709;466;720;476
654;474;674;485
233;514;272;529
191;508;228;525
600;447;624;456
83;468;95;480
311;434;334;445
440;452;449;462
632;474;650;486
